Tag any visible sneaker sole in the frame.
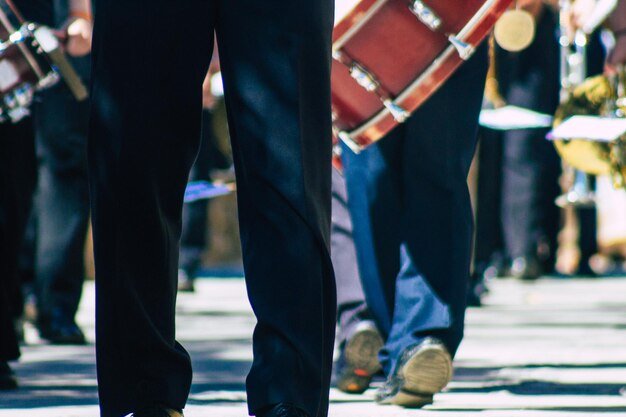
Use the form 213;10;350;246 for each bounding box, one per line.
344;327;384;375
388;344;453;408
337;326;384;393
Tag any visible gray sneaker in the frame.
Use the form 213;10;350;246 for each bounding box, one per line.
336;321;384;394
375;337;452;407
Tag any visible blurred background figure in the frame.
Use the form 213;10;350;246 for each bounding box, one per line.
469;0;611;304
473;2;562;285
18;0;93;345
1;0;92;387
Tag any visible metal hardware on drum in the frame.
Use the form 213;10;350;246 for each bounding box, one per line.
338;130;362;154
334;48;410;125
330;0;513;152
349;62;380;92
409;1;442;30
407;0;476;60
448;35;475;60
382;99;409;122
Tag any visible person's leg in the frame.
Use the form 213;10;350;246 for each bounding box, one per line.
501;127;561;279
341;128;405;339
470;128;504;305
331;169;382;394
332;169;370;344
32;66;91;343
368;44;487;409
386;43;489;366
473;128;505;274
215;1;336;415
89;2;215;416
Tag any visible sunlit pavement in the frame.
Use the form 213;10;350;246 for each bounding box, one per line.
2;276;626;416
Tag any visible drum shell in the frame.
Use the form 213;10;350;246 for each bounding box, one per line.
331;0;511;148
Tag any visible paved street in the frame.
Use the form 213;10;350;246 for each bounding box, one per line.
1;276;626;416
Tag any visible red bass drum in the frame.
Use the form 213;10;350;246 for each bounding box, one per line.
331;0;513;153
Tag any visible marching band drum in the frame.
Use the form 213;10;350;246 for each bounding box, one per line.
331;0;512;152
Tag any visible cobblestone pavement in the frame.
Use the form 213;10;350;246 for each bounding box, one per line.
1;276;626;416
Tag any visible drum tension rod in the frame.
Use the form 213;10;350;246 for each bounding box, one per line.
408;0;474;60
333;50;409;123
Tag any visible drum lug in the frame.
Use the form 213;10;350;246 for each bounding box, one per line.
383;99;409;123
409;1;442;31
349;62;380;92
448;35;474;60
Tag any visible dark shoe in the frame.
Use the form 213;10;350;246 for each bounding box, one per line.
376;338;452;408
336;321;383;394
257;403;309;417
510;256;543;281
132;405;183;417
467;272;489;307
38;320;86;345
0;361;18;390
177;269;195;293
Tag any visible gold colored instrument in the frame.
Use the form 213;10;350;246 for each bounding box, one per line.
553;0;598;207
553;71;626;189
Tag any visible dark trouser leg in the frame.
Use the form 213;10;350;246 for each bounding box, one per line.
501;128;561;268
474;128;504;271
390;49;487;363
89;3;215;416
90;1;335;416
33;72;91;327
216;1;335;414
344;45;488;375
0;120;36;361
331;169;370;346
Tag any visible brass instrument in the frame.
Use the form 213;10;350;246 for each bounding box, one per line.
553;71;626;189
553;0;598;207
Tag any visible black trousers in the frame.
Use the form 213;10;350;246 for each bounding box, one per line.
0;119;37;361
89;1;335;417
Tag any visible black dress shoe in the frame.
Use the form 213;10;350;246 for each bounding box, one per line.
38;320;86;345
132;404;183;417
335;321;383;394
510;256;543;280
256;403;310;417
0;361;18;390
375;338;452;408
